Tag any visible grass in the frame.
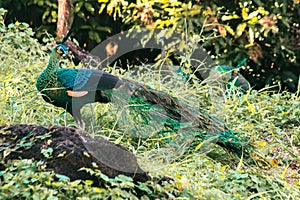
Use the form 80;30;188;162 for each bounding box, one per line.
0;9;300;199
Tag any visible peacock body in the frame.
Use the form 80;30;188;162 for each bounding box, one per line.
36;44;121;128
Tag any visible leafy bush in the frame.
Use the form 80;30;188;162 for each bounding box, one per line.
0;0;121;50
1;1;300;91
101;0;300;91
1;1;299;90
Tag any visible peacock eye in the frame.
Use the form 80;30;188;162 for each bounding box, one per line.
56;47;64;55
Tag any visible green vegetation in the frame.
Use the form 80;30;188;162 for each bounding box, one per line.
1;7;300;200
1;0;299;91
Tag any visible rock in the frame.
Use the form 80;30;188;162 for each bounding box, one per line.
0;124;150;184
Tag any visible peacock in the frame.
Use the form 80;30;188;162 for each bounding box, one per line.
37;43;251;157
208;58;251;93
36;43;123;128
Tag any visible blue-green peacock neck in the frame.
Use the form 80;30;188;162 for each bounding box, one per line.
45;48;61;74
36;46;64;92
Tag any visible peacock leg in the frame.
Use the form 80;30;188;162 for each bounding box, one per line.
76;118;86;130
68;107;86;130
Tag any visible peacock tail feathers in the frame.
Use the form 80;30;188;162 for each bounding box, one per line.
106;78;251;157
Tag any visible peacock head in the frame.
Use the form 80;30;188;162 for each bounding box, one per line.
54;43;68;56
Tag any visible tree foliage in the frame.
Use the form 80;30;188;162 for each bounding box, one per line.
100;0;300;91
0;0;299;91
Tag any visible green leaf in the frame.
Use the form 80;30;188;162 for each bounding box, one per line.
135;183;153;194
99;3;107;14
84;2;95;14
224;25;235;36
75;1;83;12
7;23;14;29
236;23;247;38
249;27;254;45
100;173;110;182
84;179;93;186
115;174;133;182
0;171;4;176
221;14;239;21
55;174;70;182
247;10;259;20
41;147;53;158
